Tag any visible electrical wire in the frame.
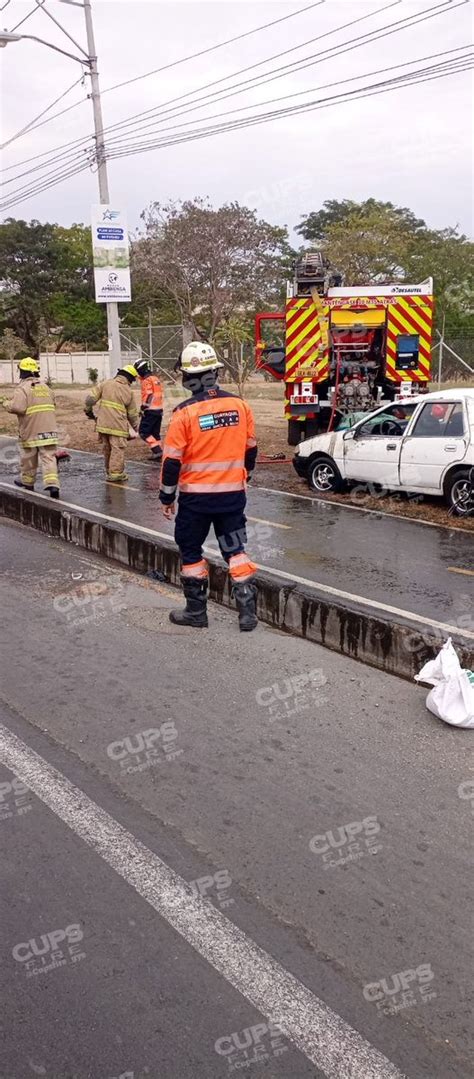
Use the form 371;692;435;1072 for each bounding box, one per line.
1;0;325;150
0;74;85;151
1;0;468;199
98;0;462;151
106;59;474;161
2;0;402;175
8;0;45;33
1;55;470;212
105;49;474;153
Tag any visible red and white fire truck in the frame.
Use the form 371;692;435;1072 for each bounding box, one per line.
255;253;434;444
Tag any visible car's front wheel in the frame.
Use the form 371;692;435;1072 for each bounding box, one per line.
445;468;474;517
308;455;343;494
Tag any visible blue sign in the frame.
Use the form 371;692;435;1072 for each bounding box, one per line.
96;227;124;240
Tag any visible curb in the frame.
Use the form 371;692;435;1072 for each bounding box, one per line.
1;485;472;679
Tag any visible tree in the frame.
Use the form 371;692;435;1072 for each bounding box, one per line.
297;198;426;246
0;218;106;355
214;317;255;395
132;198;290;341
321;204;419;283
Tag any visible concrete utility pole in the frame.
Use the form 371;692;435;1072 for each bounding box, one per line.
82;0;122;378
1;1;123;380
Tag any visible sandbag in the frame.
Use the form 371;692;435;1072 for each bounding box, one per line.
415;638;474;729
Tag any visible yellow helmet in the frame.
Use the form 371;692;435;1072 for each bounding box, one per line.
121;364;138;379
18;357;40;374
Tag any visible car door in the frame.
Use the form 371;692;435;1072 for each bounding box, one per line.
343;403;418;486
399;400;468;490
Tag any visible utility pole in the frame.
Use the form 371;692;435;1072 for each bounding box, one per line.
437;312;445;387
148;306;153;366
83;0;122;379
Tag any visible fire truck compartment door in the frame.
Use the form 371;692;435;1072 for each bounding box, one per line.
331;309;385;328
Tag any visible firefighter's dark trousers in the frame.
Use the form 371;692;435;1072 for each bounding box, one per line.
139;409;162;449
174;494;257;582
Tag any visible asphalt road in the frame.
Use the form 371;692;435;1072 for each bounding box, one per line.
0;519;472;1079
0;438;472;628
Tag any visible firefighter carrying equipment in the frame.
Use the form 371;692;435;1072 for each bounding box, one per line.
18;357;40;375
85;374;139;438
169;576;209;628
179;341;224;374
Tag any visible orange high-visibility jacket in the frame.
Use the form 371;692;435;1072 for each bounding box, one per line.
159;387;257;501
140;374;163;410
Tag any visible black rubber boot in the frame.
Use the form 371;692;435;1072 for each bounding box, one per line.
14;479;34;491
46;486;60;499
232;580;258;632
169;577;208;628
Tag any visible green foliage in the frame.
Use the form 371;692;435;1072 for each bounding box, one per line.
133;197;290;339
297;198;426;245
88;367;99;384
0;218;106;354
298;198;474;336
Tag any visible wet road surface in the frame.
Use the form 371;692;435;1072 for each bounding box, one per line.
1;519;473;1078
0;437;472;627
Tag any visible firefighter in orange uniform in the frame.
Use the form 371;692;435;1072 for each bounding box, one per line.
135;359;163;459
159;342;258;631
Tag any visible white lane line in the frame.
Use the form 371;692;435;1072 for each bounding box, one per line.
253;484;469;534
247;514;292;531
0;723;406;1079
1;480;472;641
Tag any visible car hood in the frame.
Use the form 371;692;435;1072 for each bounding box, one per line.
297;431;343;458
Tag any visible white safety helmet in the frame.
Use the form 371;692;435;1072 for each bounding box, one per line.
180;341;223;374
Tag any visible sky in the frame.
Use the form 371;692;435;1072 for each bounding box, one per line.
1;0;473;240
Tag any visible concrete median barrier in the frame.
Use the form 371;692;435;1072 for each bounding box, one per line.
1;484;472;679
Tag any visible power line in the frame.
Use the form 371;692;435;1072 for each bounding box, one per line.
2;0;401;175
1;0;325;150
1;0;468;202
106;59;474;162
106;48;474;153
8;0;45;33
0;74;85;151
2;54;470;212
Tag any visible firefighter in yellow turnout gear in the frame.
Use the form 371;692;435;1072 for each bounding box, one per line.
84;365;139;483
1;358;60;498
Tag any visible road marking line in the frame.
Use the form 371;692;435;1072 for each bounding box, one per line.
447;567;474;576
105;483;141;492
247;514;291;530
0;723;406;1079
1;480;472;641
253;484;470;534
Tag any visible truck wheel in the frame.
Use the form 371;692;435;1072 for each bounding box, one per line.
288;419;303;446
308;455;343;494
445;468;474;517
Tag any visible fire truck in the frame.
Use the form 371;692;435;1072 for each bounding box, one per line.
255;253;434;444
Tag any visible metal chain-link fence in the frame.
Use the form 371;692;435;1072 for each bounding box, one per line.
119;325;184;381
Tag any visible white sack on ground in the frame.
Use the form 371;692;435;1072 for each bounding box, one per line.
415;637;474;729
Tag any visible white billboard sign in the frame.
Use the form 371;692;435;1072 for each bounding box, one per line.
91;205;131;303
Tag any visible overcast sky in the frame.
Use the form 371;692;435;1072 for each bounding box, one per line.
1;0;473;239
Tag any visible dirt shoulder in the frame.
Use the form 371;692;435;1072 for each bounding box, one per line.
1;386;472;532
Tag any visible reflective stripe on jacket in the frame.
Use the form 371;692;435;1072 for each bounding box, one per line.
85;375;139;437
4;378;58;447
140;374;163;410
159;387;257;502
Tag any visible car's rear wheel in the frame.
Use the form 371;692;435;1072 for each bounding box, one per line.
308;455;343;494
445;468;474;517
